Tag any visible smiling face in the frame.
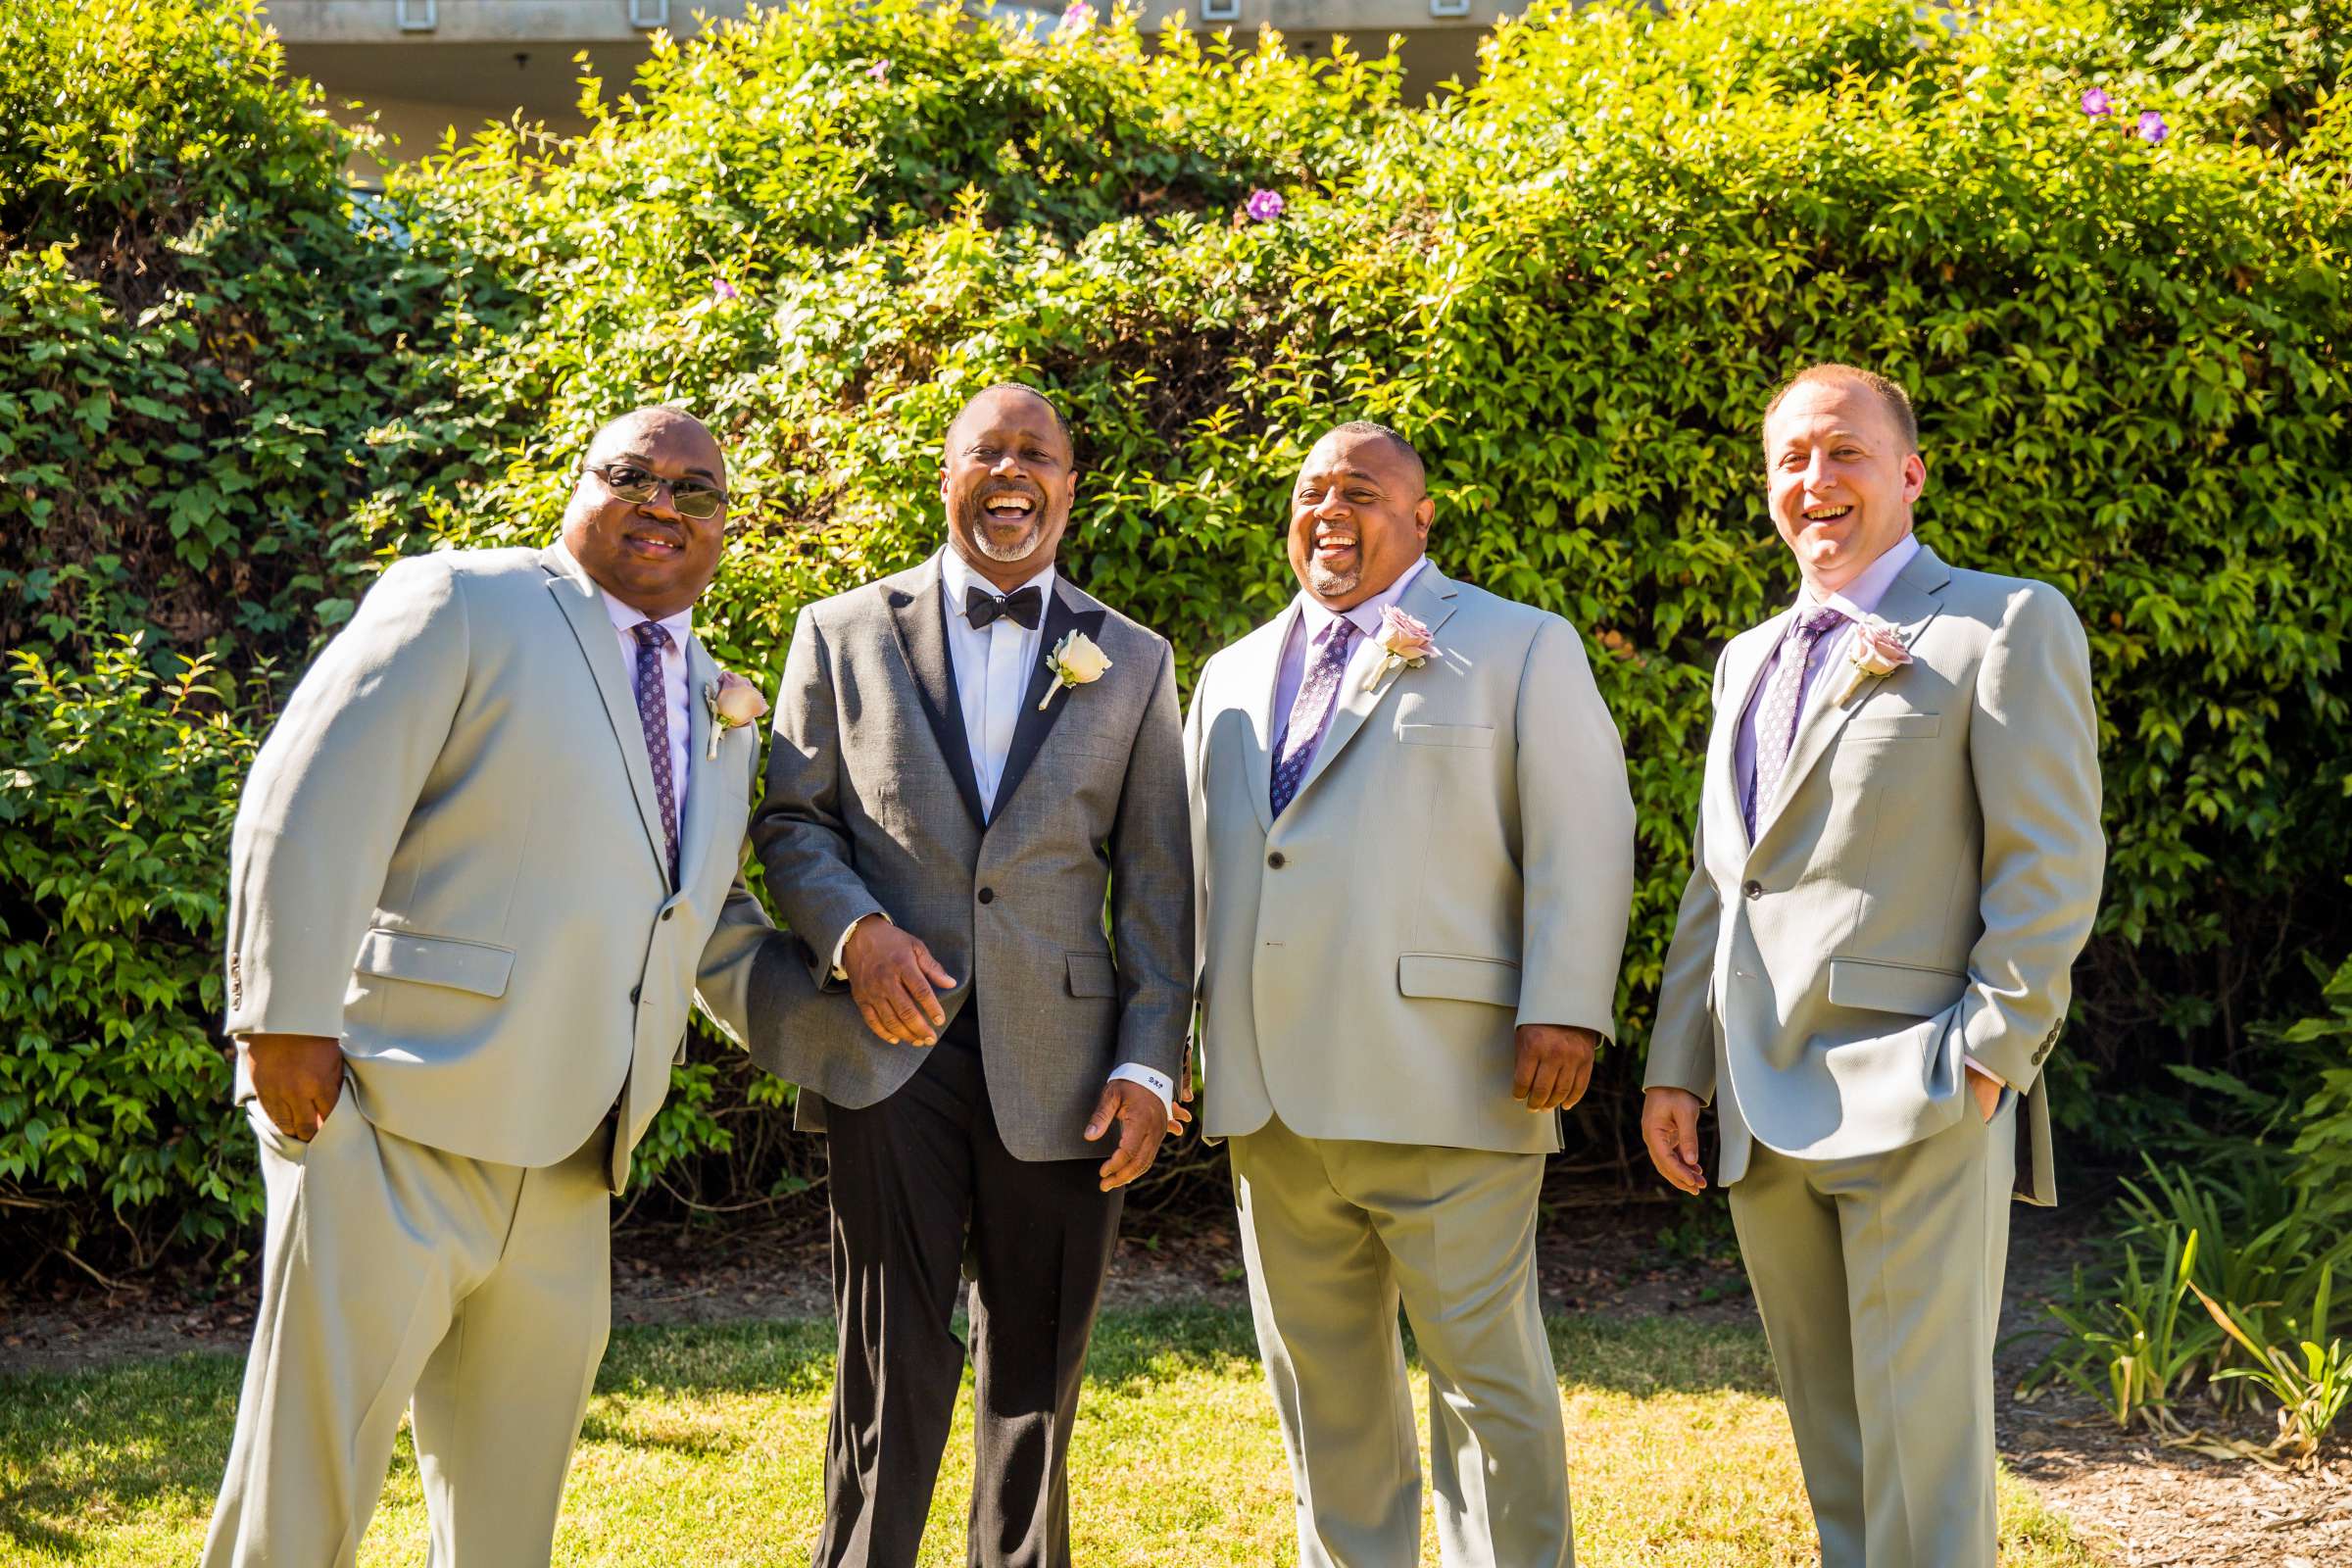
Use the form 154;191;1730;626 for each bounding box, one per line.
1286;427;1433;611
939;386;1076;587
1763;376;1926;596
561;408;728;620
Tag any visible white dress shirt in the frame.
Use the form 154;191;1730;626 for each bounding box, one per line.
832;549;1173;1118
1730;533;2001;1090
1270;555;1432;774
940;547;1054;815
601;589;693;848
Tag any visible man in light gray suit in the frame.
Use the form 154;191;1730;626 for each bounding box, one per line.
1186;420;1636;1567
748;384;1192;1568
1642;364;2105;1567
203;406;778;1566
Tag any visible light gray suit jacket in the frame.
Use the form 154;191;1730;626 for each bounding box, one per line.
223;544;775;1191
746;552;1193;1162
1187;564;1637;1154
1644;546;2105;1204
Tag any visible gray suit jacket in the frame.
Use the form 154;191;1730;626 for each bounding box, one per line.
1644;546;2105;1204
1187;564;1637;1153
224;544;775;1191
746;551;1193;1162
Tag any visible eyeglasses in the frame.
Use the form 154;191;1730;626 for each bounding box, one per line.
582;463;728;520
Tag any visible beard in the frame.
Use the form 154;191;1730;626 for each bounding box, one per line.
1304;557;1361;598
957;493;1047;563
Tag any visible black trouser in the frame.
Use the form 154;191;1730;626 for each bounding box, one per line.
813;1005;1123;1568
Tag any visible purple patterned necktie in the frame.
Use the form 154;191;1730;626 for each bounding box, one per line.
631;620;680;883
1747;605;1846;835
1270;617;1358;818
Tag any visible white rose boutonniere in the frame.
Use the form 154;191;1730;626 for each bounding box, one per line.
1362;605;1437;692
1836;616;1914;705
1039;630;1112;710
704;670;769;759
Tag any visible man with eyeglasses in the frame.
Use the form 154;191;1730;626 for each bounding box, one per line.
202;405;783;1566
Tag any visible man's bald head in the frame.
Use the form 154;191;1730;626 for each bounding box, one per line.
945;383;1072;458
583;405;725;483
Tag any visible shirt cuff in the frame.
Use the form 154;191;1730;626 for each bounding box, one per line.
1964;1054;2008;1090
1107;1063;1175;1119
830;912;889;980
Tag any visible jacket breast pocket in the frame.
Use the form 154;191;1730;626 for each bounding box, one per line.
1397;953;1520;1008
1396;723;1494;750
354;929;516;998
1825;956;1965;1018
1845;712;1940;741
1066;952;1118;999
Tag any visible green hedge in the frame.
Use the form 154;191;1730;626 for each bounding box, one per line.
4;0;2348;1261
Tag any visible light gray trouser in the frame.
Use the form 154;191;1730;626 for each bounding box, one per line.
202;1096;612;1568
1229;1115;1573;1568
1731;1097;2019;1568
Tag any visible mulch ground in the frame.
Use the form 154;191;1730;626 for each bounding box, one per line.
5;1163;2343;1566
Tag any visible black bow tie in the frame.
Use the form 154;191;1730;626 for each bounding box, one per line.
964;584;1043;631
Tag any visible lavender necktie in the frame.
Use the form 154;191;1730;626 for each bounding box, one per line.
1747;605;1846;835
631;620;680;883
1271;618;1358;818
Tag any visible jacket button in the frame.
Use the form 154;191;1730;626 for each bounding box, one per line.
977;887;996;905
1267;852;1287;869
1742;880;1763;901
661;906;674;921
629;985;642;1004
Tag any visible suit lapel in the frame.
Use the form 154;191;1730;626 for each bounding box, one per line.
1754;546;1953;844
1720;610;1791;851
540;544;674;886
1242;603;1301;835
676;637;727;890
883;555;987;831
992;577;1106;822
1288;563;1459;814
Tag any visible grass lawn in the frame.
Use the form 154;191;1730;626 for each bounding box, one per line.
0;1307;2099;1566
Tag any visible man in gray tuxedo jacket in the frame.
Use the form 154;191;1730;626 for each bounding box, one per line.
1186;421;1636;1567
1642;365;2105;1567
203;406;778;1566
747;384;1193;1568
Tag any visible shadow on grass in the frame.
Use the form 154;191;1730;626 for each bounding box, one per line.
0;1352;241;1558
0;1306;1779;1551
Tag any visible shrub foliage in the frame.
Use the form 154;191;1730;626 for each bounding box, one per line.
3;0;2349;1262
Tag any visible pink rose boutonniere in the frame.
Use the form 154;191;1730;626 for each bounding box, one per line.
704;670;769;759
1363;605;1437;692
1837;616;1914;704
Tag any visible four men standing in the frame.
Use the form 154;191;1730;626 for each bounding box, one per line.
204;368;2102;1567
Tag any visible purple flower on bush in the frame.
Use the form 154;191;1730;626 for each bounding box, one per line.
711;277;740;303
1244;188;1285;223
1054;2;1095;37
2079;87;2112;118
2137;110;2169;144
868;58;891;80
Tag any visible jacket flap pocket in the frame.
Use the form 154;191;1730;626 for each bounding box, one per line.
1845;712;1940;741
1396;723;1494;750
1397;953;1520;1008
1826;957;1964;1017
1066;952;1117;999
355;929;516;999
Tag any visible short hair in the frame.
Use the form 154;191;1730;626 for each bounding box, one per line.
1316;419;1426;490
1761;364;1919;453
947;382;1071;453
